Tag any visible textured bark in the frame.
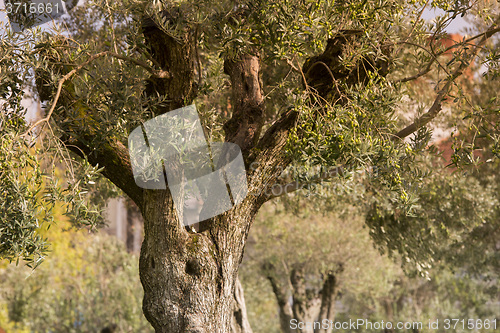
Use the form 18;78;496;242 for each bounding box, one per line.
139;190;219;332
138;186;264;332
223;54;265;154
138;15;232;331
141;11;198;115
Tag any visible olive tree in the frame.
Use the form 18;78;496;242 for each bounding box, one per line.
1;0;499;332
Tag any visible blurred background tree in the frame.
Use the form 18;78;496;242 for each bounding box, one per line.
241;197;400;333
241;164;499;333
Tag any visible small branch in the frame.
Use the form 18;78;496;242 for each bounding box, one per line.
194;25;203;88
24;51;169;136
393;26;500;84
392;41;448;83
393;0;430;58
134;46;163;69
64;135;144;208
393;17;500;140
108;51;171;78
265;166;344;201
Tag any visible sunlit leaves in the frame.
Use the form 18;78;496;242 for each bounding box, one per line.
0;120;49;269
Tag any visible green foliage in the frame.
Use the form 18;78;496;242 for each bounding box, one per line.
0;29;49;267
0;111;49;268
0;221;152;332
0;109;111;266
0;8;122;266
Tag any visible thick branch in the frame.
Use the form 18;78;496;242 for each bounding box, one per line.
224;54;265;155
250;108;300;204
142;16;198;115
64;136;144;208
393;17;500;140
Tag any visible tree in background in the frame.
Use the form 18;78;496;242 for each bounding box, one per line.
0;218;151;332
242;196;400;333
1;0;499;331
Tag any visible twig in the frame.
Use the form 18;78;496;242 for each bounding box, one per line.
392;41;451;83
394;26;500;83
194;25;203;88
398;0;430;53
393;17;500;141
135;46;163;69
23;51;170;136
266;166;344;200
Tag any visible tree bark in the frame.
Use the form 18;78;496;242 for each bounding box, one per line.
138;185;265;332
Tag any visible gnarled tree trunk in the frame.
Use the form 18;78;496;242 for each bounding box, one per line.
265;263;339;333
138;189;259;332
136;10;294;332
